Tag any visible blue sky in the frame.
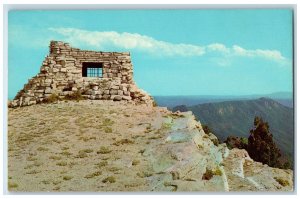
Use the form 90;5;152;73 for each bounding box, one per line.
8;9;293;98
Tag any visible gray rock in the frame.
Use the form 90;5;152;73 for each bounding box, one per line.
113;95;122;101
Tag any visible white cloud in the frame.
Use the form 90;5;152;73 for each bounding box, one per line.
50;28;288;65
207;43;230;53
49;28;205;57
232;45;286;61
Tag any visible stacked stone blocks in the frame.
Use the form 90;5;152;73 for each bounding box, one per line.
9;41;154;107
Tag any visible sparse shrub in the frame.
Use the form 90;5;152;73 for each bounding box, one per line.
169;113;185;119
152;100;158;107
52;180;61;185
137;171;153;178
138;149;145;154
59;151;72;157
33;161;43;167
202;168;214;180
213;167;223;176
163;181;178;191
102;176;116;183
84;171;102;179
26;170;41;174
41;180;51;184
64;90;84;101
108;167;121;172
102;118;114;126
49;156;62;160
161;122;172;130
56;161;67;166
241;137;248;145
26;156;38;161
113;139;134;146
97;146;112;154
8;182;18;189
247;116;282;168
76;151;88;158
148;135;162;140
24;164;34;170
202;124;213;135
37;146;49;151
144;125;152;133
43;93;60;103
132;159;140;166
211;138;219;146
104;127;113;133
224;136;247;150
95;161;108;168
82;149;94;153
53;186;61;191
274;177;289;187
63;176;73;181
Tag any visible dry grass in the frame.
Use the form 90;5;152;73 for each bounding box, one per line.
275;177;290;187
63;176;73;181
102;176;116;183
97;146;112;154
84;171;102;179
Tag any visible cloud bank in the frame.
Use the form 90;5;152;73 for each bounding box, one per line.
50;28;288;65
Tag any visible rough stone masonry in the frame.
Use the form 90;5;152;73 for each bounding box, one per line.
9;41;154;107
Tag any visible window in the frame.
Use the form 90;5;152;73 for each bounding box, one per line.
82;62;103;77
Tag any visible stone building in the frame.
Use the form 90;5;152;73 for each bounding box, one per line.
9;41;154;107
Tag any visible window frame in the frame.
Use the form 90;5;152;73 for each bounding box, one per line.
82;62;103;77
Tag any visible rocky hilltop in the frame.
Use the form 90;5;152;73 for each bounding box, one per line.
8;101;293;192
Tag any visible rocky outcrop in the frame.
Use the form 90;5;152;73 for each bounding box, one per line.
7;101;293;192
9;41;154;108
146;111;293;191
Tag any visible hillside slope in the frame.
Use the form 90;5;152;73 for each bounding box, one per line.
8;101;293;192
173;98;294;158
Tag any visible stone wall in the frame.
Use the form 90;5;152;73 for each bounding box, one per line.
9;41;154;107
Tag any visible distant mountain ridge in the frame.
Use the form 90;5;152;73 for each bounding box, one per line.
154;92;293;108
172;97;294;159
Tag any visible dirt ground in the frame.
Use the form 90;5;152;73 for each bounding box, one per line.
8;100;171;192
7;100;293;192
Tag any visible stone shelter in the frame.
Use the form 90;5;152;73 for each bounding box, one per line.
9;41;154;107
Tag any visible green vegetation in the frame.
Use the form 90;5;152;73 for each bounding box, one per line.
63;176;73;181
84;171;102;179
102;176;116;183
8;182;18;189
181;98;294;160
202;167;222;180
56;161;67;166
95;160;108;168
104;127;113;133
59;151;72;157
132;159;140;166
202;124;213;135
43;93;60;103
75;150;88;158
152;100;158;107
81;149;94;153
274;177;289;187
113;139;134;146
97;146;112;154
64;90;84;101
213;167;223;176
247;117;283;168
202;168;214;180
102;118;114;126
37;146;49;151
137;171;153;178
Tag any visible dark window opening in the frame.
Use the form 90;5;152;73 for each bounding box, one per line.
82;62;103;77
